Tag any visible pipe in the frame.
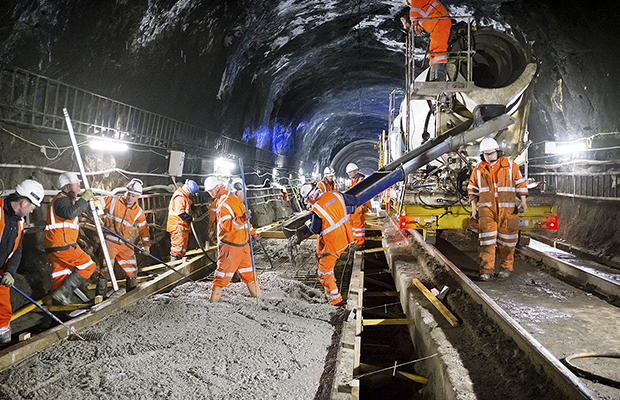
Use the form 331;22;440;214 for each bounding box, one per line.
239;159;259;298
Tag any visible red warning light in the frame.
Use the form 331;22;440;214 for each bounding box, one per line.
399;217;408;229
546;216;558;231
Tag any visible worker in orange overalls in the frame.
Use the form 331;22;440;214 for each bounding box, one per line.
204;176;228;247
46;172;95;305
96;179;151;296
468;137;528;281
346;163;370;249
317;166;336;193
167;179;198;261
400;0;452;81
300;181;356;305
0;180;44;343
210;177;261;301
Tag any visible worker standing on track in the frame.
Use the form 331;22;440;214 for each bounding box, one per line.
46;172;95;305
346;163;370;249
0;180;44;343
400;0;452;82
300;181;356;306
167;179;198;261
210;177;261;301
204;176;229;247
468;137;528;281
96;179;151;296
317;166;336;193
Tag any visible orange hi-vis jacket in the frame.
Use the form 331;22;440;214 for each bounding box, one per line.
350;175;371;211
312;191;353;256
102;196;150;247
409;0;451;65
317;178;335;193
0;199;24;274
208;185;228;238
45;191;80;250
167;186;193;232
217;193;256;246
468;157;528;225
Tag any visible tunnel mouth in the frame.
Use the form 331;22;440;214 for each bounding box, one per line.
451;27;530;89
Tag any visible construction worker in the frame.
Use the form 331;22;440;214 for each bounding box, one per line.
400;0;452;81
46;172;95;305
210;177;261;301
167;179;198;261
346;163;370;249
317;166;336;193
300;181;356;305
204;176;228;246
468;137;528;281
0;180;44;343
96;179;151;296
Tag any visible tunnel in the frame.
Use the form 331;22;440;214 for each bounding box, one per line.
0;0;620;398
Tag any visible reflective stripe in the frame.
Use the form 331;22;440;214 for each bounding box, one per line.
498;239;517;247
468;184;479;191
498;233;519;240
142;237;150;242
314;194;349;236
51;269;72;279
410;0;440;18
118;259;136;265
479;231;497;238
122;267;137;273
516;188;528;193
479;187;490;193
0;325;10;335
45;222;79;230
317;269;334;277
497;187;515;192
75;260;95;270
480;239;496;246
171;246;186;252
214;270;235;277
479;202;494;208
515;177;526;185
498;202;515;208
238;267;253;274
136;220;147;227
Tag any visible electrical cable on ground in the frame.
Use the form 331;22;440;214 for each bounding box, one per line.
561;353;620;389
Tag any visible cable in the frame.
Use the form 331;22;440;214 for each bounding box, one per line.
561;353;620;389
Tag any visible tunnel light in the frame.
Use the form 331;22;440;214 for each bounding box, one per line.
215;158;236;175
300;175;306;184
89;139;128;152
272;168;278;178
544;141;587;155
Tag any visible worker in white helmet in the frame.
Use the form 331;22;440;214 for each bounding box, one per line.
346;163;371;249
96;178;151;296
317;166;336;193
0;179;44;343
167;179;199;261
45;172;95;305
204;176;228;246
299;180;356;305
210;177;261;301
468;137;528;281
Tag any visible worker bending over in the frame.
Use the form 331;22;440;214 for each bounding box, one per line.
400;0;452;82
204;176;229;247
468;137;528;281
210;177;261;301
0;180;44;343
300;181;356;305
96;179;151;296
46;172;95;305
346;163;370;249
317;166;336;192
167;179;198;261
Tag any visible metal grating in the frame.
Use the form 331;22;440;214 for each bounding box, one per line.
530;172;620;201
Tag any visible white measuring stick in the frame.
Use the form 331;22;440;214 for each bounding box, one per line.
63;108;118;291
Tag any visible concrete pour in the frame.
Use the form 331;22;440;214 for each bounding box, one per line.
0;272;336;400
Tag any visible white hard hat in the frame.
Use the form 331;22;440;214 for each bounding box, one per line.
204;176;219;191
58;172;81;189
126;178;143;195
226;177;243;192
15;179;44;207
323;166;335;177
345;163;358;173
300;182;320;200
479;137;500;152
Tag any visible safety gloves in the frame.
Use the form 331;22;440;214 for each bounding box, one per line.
1;272;14;288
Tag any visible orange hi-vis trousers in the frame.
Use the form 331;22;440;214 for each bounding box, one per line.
214;243;255;288
478;211;520;274
350;207;365;246
100;241;137;279
0;284;11;338
316;249;345;305
169;225;190;257
49;246;96;290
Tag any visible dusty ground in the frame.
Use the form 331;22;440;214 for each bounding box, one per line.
0;273;340;400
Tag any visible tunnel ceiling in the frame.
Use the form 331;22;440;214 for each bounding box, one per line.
1;0;619;176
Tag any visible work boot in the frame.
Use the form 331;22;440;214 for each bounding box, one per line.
170;255;179;262
479;273;491;282
125;278;137;292
52;272;86;305
498;269;511;279
430;63;447;82
0;331;10;343
95;278;108;299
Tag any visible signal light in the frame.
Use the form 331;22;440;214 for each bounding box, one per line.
546;216;558;230
399;217;407;229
